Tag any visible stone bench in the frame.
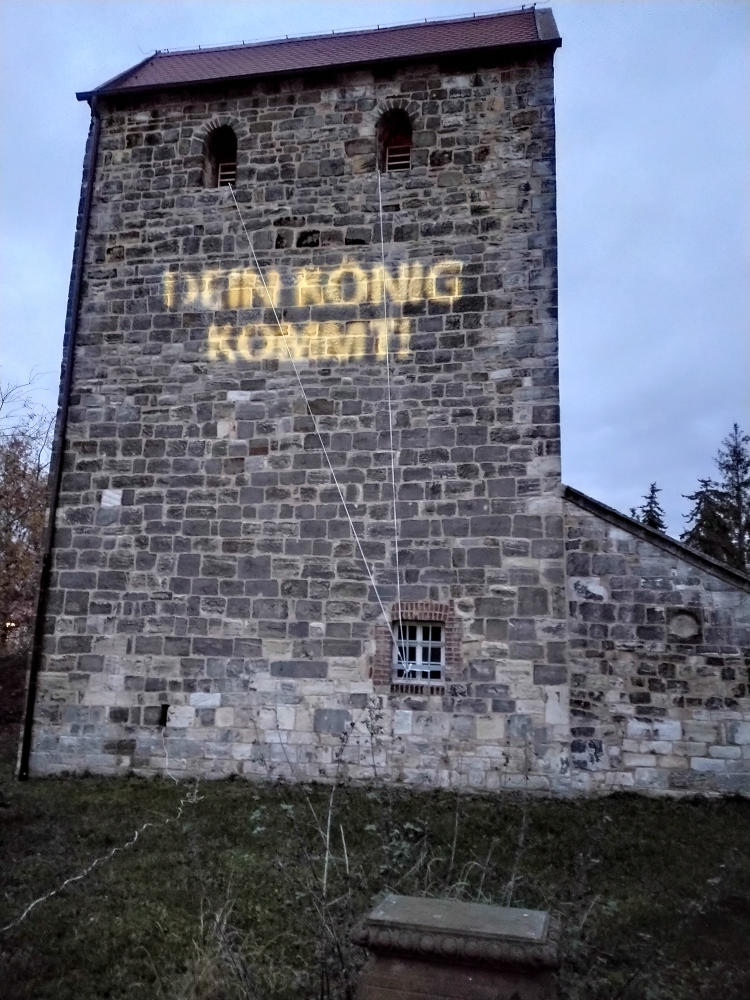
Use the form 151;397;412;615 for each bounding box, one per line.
352;894;559;1000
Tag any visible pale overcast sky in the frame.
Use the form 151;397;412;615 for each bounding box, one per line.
0;0;748;535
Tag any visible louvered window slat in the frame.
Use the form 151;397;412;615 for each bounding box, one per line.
217;161;237;187
386;145;411;172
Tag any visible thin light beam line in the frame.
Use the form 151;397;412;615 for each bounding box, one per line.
227;184;407;668
377;168;404;626
0;735;200;934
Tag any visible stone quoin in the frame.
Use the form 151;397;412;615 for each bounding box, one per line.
20;7;750;794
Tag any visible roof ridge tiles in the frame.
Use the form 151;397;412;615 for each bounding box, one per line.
78;6;560;101
153;6;539;59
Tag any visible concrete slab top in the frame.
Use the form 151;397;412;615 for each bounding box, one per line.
366;894;549;943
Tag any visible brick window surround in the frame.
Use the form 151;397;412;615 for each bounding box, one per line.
372;601;460;692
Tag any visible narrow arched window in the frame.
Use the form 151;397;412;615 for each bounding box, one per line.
377;109;412;173
204;125;237;188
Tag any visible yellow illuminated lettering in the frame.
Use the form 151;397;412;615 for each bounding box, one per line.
406;263;425;302
372;319;392;358
260;325;281;359
395;319;411;359
162;272;176;309
263;323;303;361
296;267;323;306
344;321;367;359
283;323;311;361
327;262;369;305
179;260;469;364
204;317;414;363
273;324;291;361
252;327;275;361
183;273;199;307
207;324;235;362
370;318;411;359
323;320;365;360
200;270;222;309
429;261;463;301
305;322;326;360
256;271;281;309
169;261;464;315
235;324;254;361
318;321;343;359
369;263;425;304
227;269;256;309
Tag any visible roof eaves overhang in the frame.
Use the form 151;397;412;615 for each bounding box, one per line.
76;31;561;104
76;53;158;102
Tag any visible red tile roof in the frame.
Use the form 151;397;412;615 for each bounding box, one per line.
80;8;560;99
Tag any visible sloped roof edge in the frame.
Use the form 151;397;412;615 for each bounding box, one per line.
563;484;750;593
77;7;560;101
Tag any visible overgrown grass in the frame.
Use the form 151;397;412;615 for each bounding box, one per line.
1;745;749;999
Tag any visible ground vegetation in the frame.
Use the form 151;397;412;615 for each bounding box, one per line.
0;730;748;1000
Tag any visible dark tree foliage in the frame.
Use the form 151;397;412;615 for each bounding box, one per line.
681;478;736;566
0;379;52;651
633;482;667;532
715;423;750;570
681;424;750;573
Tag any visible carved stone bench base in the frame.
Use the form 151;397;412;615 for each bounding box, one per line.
353;895;559;1000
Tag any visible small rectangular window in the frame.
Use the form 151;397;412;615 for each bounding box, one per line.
393;621;444;681
385;145;411;172
217;161;237;187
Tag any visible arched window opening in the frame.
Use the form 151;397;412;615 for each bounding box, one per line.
204;125;237;188
377;109;412;173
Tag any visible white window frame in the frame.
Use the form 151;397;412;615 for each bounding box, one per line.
392;621;444;682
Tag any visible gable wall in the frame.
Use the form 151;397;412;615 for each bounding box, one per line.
564;498;750;794
29;50;572;791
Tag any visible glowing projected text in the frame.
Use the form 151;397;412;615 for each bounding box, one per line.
162;260;463;362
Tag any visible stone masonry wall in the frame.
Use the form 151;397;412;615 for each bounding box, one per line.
29;50;571;791
564;493;750;794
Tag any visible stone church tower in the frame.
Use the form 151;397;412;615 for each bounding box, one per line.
21;9;750;794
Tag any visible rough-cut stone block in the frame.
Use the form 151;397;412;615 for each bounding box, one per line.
518;587;550;616
728;722;750;745
534;664;566;686
270;660;327;679
393;710;413;735
190;692;221;708
313;708;350;734
167;705;195;728
214;707;234;727
690;756;727;773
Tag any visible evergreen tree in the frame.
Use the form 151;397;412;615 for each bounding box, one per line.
680;425;749;572
635;482;667;532
681;477;736;566
715;423;750;571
